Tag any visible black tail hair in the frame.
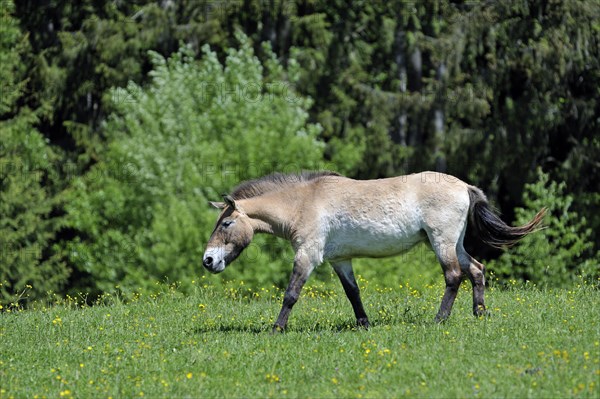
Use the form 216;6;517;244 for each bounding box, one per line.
468;187;546;249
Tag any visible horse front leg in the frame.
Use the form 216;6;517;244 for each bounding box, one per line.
272;253;315;333
331;260;370;328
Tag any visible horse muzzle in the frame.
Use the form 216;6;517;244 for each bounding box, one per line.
202;247;226;273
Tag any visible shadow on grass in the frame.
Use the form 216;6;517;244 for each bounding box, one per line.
193;324;269;334
192;315;439;335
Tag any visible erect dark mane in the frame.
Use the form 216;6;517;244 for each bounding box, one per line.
230;171;341;200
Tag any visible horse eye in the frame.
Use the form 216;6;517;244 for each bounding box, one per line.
222;220;233;228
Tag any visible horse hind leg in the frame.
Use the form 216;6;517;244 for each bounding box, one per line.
431;239;464;322
457;247;487;317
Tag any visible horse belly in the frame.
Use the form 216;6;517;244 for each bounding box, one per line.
323;219;425;261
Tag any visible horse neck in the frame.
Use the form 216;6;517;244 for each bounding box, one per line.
238;193;298;239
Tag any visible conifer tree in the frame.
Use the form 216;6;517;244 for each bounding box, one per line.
0;0;67;305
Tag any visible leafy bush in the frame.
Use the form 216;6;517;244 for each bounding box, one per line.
488;168;599;286
63;33;328;295
352;243;443;292
0;114;68;305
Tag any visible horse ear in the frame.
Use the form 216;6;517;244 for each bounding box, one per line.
209;201;226;209
222;194;237;210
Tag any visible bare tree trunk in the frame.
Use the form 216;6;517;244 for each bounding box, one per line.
392;27;409;146
407;46;422;147
434;63;447;172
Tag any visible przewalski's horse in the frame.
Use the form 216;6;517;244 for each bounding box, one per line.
203;171;545;332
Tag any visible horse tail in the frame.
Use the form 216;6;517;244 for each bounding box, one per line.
468;186;546;249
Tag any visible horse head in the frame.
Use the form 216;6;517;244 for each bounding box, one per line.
203;195;254;273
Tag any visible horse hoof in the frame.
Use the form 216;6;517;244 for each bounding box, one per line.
434;314;450;323
271;325;285;334
357;318;370;330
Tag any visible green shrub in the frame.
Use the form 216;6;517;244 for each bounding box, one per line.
348;243;442;292
488;168;599;286
63;33;327;296
0;113;68;306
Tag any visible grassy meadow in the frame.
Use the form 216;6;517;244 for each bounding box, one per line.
1;276;598;398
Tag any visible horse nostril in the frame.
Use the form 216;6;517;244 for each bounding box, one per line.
203;257;213;267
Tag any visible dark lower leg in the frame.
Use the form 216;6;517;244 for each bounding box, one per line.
469;269;486;317
333;261;369;328
273;260;312;333
435;271;462;322
340;281;370;327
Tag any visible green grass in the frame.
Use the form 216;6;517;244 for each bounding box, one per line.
1;277;599;398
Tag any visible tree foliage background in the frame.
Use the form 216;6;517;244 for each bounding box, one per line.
1;0;598;304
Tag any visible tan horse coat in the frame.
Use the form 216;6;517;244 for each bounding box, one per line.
203;171;545;332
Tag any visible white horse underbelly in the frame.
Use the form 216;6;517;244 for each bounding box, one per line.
322;208;425;261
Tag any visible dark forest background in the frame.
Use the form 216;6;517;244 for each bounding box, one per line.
1;0;598;305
